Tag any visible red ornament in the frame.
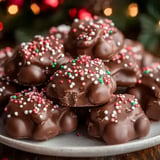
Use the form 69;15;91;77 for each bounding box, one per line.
78;9;92;20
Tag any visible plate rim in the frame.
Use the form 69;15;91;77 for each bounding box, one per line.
0;130;160;157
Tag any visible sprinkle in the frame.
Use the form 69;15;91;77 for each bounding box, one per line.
144;70;149;74
106;70;111;75
12;95;17;99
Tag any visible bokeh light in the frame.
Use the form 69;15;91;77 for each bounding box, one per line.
0;22;3;31
43;0;59;8
69;8;77;18
8;4;19;15
128;3;139;17
30;3;40;15
78;9;92;20
104;7;112;16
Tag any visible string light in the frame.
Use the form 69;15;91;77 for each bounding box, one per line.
8;4;19;15
30;3;40;15
104;7;112;16
158;20;160;27
78;9;92;20
0;22;3;31
43;0;59;8
128;3;138;17
69;8;77;18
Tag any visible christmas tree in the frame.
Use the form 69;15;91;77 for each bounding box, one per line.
0;0;159;55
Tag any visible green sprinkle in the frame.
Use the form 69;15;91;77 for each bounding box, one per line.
98;76;104;84
144;70;149;74
61;65;64;69
68;72;71;76
13;95;17;99
106;70;111;75
35;49;39;53
132;102;136;106
52;65;55;68
52;62;57;68
72;60;76;63
109;30;113;34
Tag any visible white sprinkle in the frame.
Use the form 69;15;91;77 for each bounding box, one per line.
14;112;18;116
94;80;98;85
40;115;43;119
104;110;108;114
19;105;23;108
7;114;11;118
156;78;160;82
52;84;56;88
24;110;28;115
104;116;109;121
40;58;44;62
152;86;155;90
27;61;31;65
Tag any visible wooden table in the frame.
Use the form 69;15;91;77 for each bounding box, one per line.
0;143;160;160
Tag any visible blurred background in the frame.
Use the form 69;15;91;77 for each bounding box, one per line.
0;0;160;55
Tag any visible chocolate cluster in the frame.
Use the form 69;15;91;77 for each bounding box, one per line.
1;16;160;145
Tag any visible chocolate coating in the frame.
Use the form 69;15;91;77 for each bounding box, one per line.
88;94;150;145
4;89;77;141
124;39;160;67
104;45;141;87
4;35;70;86
47;55;116;107
66;16;124;60
0;47;14;78
49;25;71;44
128;63;160;120
0;80;17;114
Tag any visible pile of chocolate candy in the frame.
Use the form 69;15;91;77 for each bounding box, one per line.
1;16;160;145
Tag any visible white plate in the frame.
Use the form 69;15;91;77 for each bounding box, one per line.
0;119;160;157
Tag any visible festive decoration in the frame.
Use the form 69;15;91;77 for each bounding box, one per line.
0;0;159;55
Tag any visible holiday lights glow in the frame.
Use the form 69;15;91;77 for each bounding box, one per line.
78;9;92;20
8;4;19;15
0;22;3;31
43;0;59;8
30;3;40;15
128;3;138;17
69;8;77;18
104;7;112;16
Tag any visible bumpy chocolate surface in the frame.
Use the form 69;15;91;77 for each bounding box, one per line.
49;25;71;44
4;89;77;141
104;45;141;87
0;80;17;114
128;63;160;120
88;94;150;145
124;39;160;67
0;47;14;78
47;55;116;107
66;16;124;60
4;35;70;86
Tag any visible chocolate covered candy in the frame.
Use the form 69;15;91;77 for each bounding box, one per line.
4;89;77;141
0;80;17;114
4;35;70;86
49;24;71;44
128;63;160;120
47;55;116;107
104;45;141;87
88;94;150;145
0;47;14;78
124;39;160;67
66;16;124;60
